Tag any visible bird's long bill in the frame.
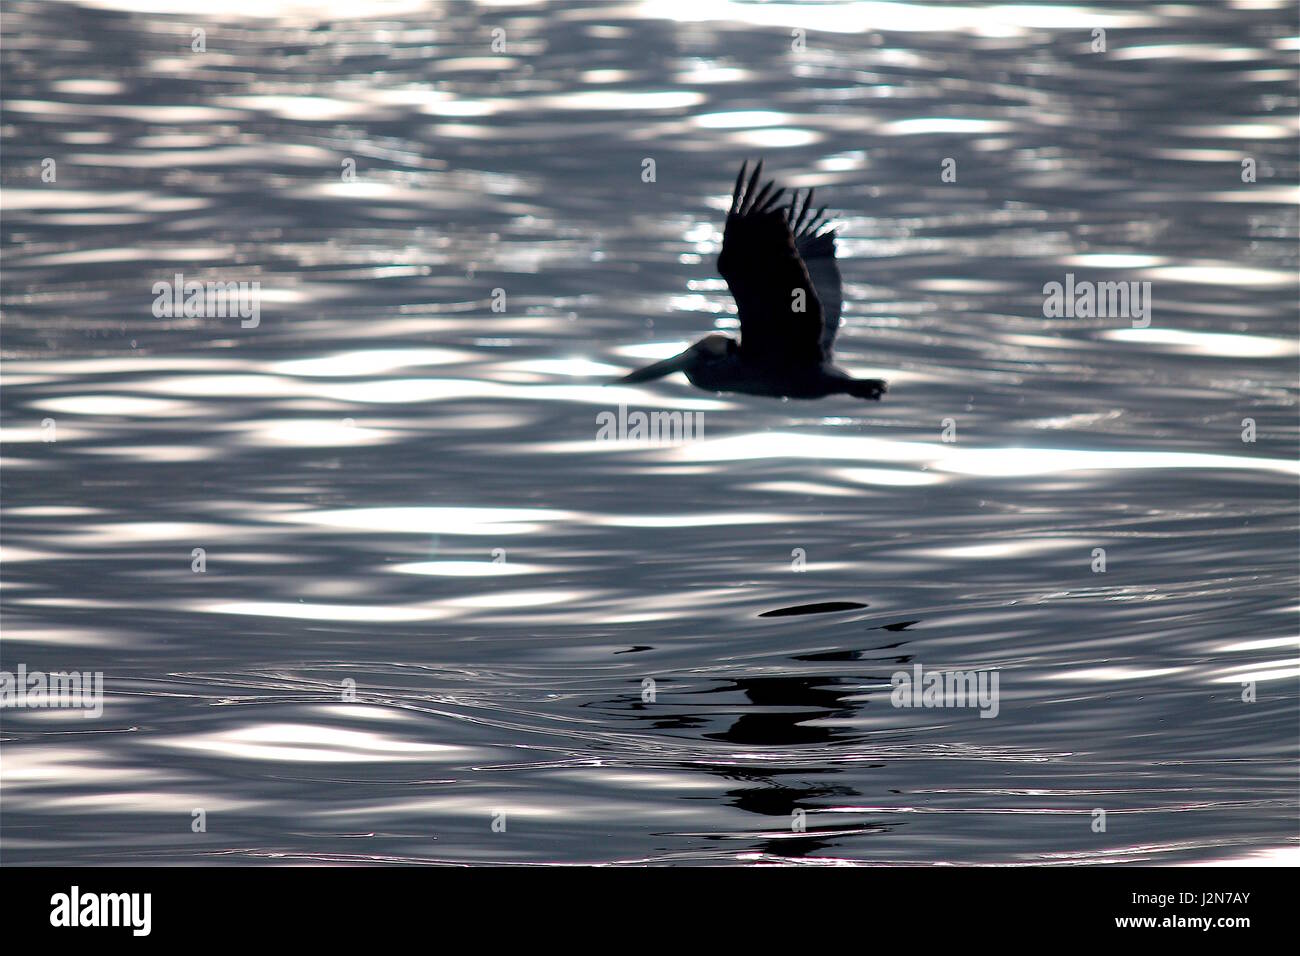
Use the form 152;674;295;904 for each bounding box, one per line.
615;350;691;384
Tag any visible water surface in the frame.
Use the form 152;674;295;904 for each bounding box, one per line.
1;0;1297;865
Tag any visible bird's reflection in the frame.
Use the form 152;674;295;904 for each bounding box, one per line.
698;763;871;860
703;675;855;746
592;618;922;858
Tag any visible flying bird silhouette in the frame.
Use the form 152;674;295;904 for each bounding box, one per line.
617;161;886;401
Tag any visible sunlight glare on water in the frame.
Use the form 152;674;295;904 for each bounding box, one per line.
0;0;1296;866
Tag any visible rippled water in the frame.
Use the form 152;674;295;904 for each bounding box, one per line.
2;0;1297;865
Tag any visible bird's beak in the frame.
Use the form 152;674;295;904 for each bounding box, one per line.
613;350;691;384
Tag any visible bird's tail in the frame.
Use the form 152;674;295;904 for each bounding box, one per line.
845;378;887;401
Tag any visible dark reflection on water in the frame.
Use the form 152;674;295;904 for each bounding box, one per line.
1;0;1297;864
759;601;870;617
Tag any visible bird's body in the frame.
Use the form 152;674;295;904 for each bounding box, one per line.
618;161;886;401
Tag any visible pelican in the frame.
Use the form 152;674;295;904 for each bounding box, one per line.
617;161;886;401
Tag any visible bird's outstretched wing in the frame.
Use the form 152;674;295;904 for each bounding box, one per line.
717;161;825;366
788;189;843;358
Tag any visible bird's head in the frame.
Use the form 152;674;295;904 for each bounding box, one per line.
615;334;736;385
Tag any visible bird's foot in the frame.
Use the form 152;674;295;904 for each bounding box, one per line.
847;378;887;400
